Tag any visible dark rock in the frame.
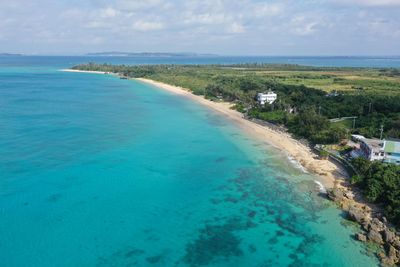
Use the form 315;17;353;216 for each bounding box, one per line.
383;228;396;243
381;245;399;266
392;238;400;250
369;218;385;232
361;221;370;231
388;245;397;259
355;233;367;242
367;229;384;244
378;251;386;261
327;188;345;202
348;206;369;224
381;257;396;266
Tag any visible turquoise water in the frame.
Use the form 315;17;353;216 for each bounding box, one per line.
2;55;400;68
0;59;380;266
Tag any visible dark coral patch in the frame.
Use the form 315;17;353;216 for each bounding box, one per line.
247;210;257;218
224;195;239;203
146;254;163;264
215;157;226;163
182;220;244;266
210;198;222;205
268;236;278;245
125;248;145;258
276;230;285;237
45;193;62;203
248;244;257;253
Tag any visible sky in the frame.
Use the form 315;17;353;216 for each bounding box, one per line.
0;0;400;56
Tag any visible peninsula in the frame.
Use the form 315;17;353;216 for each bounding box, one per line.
85;52;218;57
68;63;400;265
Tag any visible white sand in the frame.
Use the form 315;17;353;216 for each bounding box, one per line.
60;69;107;74
60;69;348;188
136;78;348;189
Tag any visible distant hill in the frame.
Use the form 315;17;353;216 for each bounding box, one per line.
86;52;218;57
0;53;22;56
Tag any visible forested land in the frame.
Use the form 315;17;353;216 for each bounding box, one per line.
73;63;400;144
74;63;400;225
351;158;400;227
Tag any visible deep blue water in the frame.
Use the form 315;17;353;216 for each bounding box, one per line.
1;55;400;69
0;56;381;266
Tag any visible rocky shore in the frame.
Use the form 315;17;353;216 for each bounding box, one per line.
328;187;400;266
66;70;396;264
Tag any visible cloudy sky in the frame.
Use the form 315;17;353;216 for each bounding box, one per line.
1;0;400;55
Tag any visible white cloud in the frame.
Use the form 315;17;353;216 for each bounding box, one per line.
254;3;283;17
290;16;318;36
227;22;245;33
332;0;400;7
132;20;164;31
183;13;228;25
99;7;118;18
115;0;166;11
0;0;399;55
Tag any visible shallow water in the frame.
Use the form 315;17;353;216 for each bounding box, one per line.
0;59;379;266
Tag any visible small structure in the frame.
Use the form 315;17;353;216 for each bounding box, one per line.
351;134;366;142
360;138;385;161
326;90;340;97
358;138;400;165
383;140;400;165
257;91;277;105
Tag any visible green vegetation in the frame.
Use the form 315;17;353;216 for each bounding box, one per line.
319;150;329;159
73;63;400;144
351;158;400;227
74;62;400;227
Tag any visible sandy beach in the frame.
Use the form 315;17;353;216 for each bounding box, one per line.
60;69;347;189
135;78;348;189
60;69;107;74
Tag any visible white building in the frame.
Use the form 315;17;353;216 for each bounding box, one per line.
359;138;385;161
358;138;400;164
257;92;277;105
351;134;366;142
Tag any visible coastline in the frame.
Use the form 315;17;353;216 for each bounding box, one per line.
60;69;107;74
64;69;400;264
134;78;400;266
60;69;346;189
133;77;400;265
135;77;348;189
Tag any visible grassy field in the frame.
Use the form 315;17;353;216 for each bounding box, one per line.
260;70;400;94
73;63;400;95
134;65;400;95
331;119;355;129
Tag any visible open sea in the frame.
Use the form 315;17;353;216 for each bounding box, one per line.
1;55;396;267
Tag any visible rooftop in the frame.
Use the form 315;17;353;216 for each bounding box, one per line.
384;140;400;154
361;138;384;150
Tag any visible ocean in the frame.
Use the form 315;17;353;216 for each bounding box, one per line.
0;55;389;266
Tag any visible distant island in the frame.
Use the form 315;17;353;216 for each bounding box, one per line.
0;53;23;56
86;52;218;57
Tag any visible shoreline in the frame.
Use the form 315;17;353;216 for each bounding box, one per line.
60;69;108;74
60;69;346;189
135;77;400;265
135;77;348;189
63;68;400;264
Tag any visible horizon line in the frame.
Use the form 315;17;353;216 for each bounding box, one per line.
2;52;400;58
